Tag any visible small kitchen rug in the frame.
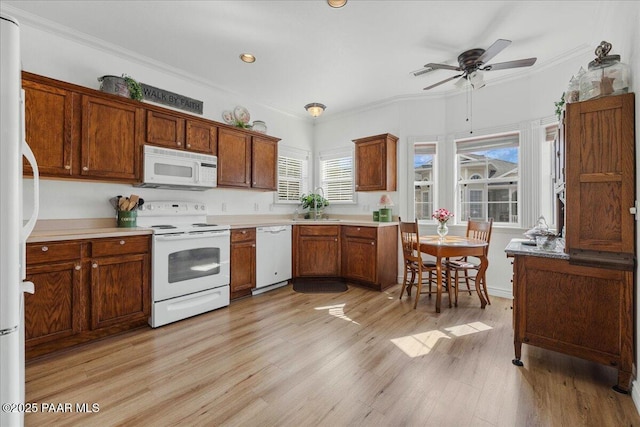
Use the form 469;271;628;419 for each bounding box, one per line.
293;280;348;294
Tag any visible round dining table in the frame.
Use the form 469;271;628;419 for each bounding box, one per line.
418;235;489;313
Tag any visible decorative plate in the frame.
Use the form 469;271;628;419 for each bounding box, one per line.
233;105;250;124
222;110;234;124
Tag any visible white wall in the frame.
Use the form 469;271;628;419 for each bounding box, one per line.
15;18;314;220
313;6;640;300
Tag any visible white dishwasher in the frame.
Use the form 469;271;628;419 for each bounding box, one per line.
254;225;292;294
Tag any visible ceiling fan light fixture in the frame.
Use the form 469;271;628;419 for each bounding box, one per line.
239;53;256;63
469;71;485;89
304;103;326;117
327;0;347;8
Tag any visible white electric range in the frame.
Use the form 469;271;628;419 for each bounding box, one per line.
137;201;230;327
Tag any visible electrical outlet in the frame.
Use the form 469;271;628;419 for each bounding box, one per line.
221;203;227;212
254;202;259;211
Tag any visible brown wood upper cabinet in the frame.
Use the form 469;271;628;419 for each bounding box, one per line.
81;95;142;181
217;127;279;190
22;78;76;176
565;93;635;263
353;133;398;192
146;109;217;154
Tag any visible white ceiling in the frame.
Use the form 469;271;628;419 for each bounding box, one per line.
1;1;618;119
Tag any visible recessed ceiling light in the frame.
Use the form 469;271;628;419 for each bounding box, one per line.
327;0;347;8
240;53;256;63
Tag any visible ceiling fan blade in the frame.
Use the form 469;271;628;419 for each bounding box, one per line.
423;74;463;90
412;67;435;77
483;57;537;71
425;63;462;71
476;39;511;65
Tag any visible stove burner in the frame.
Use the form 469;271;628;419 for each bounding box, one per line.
151;225;177;230
192;223;216;227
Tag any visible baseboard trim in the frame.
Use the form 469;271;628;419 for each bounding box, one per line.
632;379;640;414
252;280;290;296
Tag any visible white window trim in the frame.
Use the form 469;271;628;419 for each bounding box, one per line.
274;145;310;205
455;131;521;226
409;140;438;224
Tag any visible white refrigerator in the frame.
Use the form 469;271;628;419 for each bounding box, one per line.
0;14;40;427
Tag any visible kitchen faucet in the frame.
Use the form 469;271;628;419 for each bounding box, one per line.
314;186;325;220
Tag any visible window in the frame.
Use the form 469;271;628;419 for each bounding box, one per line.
276;147;309;203
413;143;436;221
456;132;519;225
319;149;354;203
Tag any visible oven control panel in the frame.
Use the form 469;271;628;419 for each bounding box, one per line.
139;201;207;214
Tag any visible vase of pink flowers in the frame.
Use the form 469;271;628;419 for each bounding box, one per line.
432;208;454;240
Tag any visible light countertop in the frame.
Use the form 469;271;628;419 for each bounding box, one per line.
27;215;398;242
504;238;569;260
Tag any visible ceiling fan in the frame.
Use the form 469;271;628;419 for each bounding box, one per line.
413;39;537;90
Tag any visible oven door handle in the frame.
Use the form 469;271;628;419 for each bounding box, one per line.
155;231;230;241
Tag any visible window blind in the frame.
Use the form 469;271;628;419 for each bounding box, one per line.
456;132;519;154
320;151;354;202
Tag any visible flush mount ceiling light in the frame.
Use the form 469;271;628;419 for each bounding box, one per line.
327;0;347;8
239;53;256;63
304;103;326;117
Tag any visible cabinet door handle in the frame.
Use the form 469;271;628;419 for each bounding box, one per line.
75;265;81;271
120;240;125;245
335;238;338;242
92;263;98;269
187;144;191;148
41;246;48;252
82;166;88;171
242;230;247;234
252;244;256;247
177;141;182;146
64;165;71;170
371;242;375;245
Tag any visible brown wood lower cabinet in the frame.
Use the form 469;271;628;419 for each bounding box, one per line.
511;255;633;392
230;228;256;300
341;225;398;290
25;235;151;359
294;225;341;278
293;224;398;290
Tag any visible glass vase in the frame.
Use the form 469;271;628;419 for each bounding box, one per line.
437;222;448;240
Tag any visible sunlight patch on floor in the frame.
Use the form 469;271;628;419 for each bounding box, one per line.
315;303;360;325
445;321;493;337
391;321;493;357
391;330;450;357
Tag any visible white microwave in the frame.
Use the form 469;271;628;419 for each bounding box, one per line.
137;145;217;191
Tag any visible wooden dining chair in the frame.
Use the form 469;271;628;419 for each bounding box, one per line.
399;217;440;309
444;218;493;306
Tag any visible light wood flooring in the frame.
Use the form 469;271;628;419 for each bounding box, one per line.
25;284;640;426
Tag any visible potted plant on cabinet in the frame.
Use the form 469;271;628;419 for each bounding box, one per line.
98;73;144;101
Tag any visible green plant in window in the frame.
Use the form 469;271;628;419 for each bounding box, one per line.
300;193;329;210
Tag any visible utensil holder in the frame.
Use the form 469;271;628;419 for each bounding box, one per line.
117;210;137;228
372;211;379;221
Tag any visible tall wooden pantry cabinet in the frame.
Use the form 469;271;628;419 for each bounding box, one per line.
511;93;636;393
